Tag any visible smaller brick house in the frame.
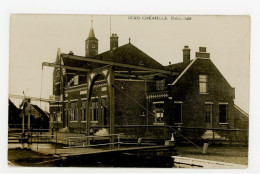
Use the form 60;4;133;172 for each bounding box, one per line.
48;24;246;141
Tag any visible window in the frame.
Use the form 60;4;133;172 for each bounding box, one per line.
92;44;96;48
56;112;61;122
199;75;208;93
81;101;87;121
219;104;227;123
66;103;70;121
156;79;165;90
70;102;78;121
90;100;98;122
174;102;182;123
205;104;212;123
154;102;164;123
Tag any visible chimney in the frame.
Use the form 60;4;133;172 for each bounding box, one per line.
182;46;191;63
110;33;119;50
196;47;210;58
69;51;74;55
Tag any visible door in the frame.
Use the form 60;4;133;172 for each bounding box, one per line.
205;104;212;129
101;98;108;125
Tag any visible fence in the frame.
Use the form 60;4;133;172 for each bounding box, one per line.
87;125;248;145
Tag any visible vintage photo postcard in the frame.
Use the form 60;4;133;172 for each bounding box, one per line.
8;15;250;168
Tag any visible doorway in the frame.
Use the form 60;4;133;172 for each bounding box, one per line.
205;104;212;129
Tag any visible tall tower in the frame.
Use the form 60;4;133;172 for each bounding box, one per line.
85;20;98;57
53;48;62;97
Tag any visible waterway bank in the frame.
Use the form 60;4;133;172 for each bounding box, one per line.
175;145;248;165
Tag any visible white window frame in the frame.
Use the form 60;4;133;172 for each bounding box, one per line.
156;79;165;91
199;75;208;94
81;101;87;122
70;102;78;122
90;99;98;123
153;101;164;123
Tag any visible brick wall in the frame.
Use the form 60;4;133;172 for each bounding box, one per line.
169;58;235;129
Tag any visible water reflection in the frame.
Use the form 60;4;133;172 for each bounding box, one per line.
8;143;62;150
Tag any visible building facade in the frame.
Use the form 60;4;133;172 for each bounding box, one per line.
48;23;246;140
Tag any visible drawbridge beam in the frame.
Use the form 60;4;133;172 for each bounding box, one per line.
61;53;178;75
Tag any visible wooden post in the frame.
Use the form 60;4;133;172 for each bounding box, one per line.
86;92;91;146
109;67;115;149
202;143;209;154
27;103;31;130
212;129;215;144
22;112;25;134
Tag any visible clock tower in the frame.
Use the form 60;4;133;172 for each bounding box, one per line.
85;20;98;57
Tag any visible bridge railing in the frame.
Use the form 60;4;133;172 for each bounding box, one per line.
64;133;124;149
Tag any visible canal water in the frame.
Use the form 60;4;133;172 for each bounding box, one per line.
8;143;176;167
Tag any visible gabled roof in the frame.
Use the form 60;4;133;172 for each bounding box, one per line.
31;104;49;117
168;58;197;86
93;43;164;69
63;43;164;71
165;60;193;73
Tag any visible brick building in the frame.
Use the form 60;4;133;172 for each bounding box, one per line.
48;23;247;141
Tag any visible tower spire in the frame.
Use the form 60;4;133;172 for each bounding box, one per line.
85;18;98;57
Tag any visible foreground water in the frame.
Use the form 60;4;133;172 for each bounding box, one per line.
8;143;176;167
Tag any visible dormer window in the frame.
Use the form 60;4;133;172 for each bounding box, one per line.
199;75;208;94
156;79;165;91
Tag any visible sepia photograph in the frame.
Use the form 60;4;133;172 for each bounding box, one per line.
7;14;250;168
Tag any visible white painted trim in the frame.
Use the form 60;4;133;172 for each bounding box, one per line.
153;122;165;125
70;121;78;123
205;102;213;104
219;102;228;105
101;95;108;98
196;57;210;60
70;99;78;102
174;101;183;104
153;101;164;104
81;121;87;123
49;105;62;107
55;82;61;85
169;58;197;86
90;121;98;124
81;98;88;101
168;97;173;100
219;122;229;125
80;90;87;95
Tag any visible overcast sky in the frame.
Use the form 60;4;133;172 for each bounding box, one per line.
9;15;250;112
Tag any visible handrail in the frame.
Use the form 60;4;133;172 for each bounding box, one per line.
64;133;124;140
65;133;123;149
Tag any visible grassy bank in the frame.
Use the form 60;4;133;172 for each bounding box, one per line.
175;145;248;165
